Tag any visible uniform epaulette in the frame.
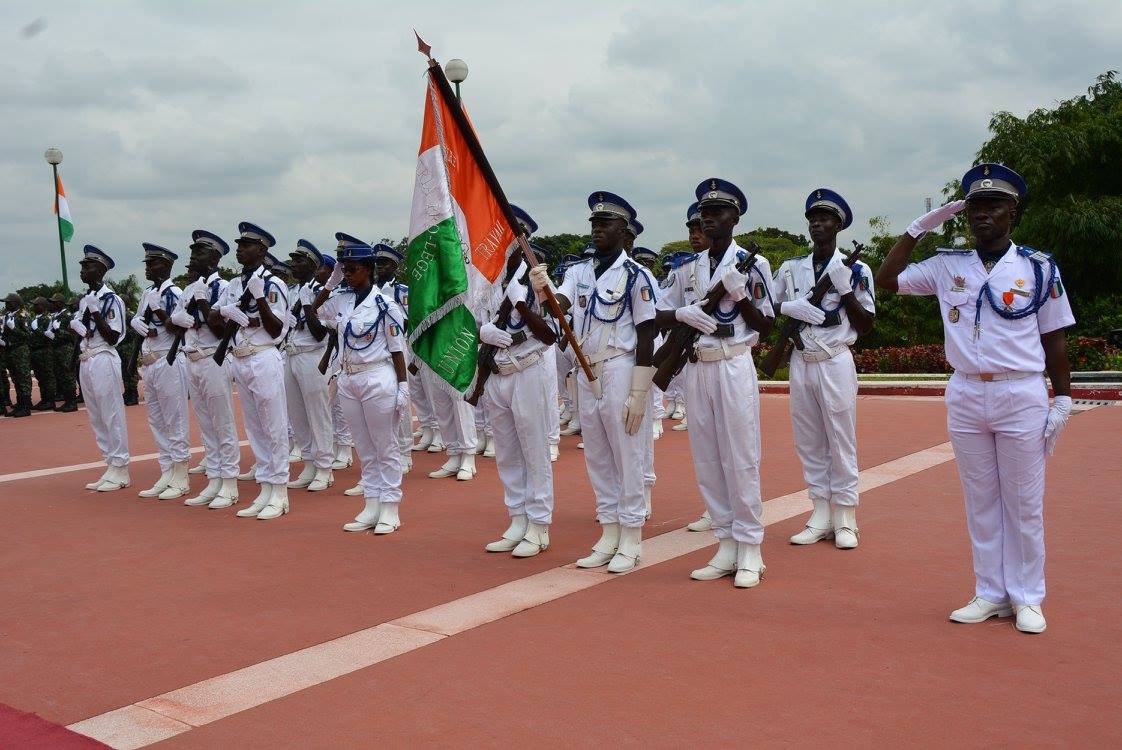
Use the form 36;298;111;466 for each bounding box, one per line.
936;247;973;255
670;253;698;269
1017;245;1052;263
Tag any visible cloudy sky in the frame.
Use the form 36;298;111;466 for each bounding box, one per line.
1;0;1118;290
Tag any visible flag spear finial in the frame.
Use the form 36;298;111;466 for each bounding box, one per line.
414;30;433;60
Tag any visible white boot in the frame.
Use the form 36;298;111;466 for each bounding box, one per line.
208;478;239;509
344;483;364;496
575;523;620;568
412;427;434;452
307;467;334;492
187;461;206;475
401;452;413;474
343;496;381;532
257;484;289;520
686;510;712;532
949;597;1014;623
236;483;272;517
690;538;737;581
561;420;581;436
832;505;859;549
644;485;653;520
607;526;642;573
428;455;461;479
652;419;663;440
426;429;445;453
96;465;131;492
550;444;559;462
158;461;190;500
138;468;172;498
671;417;688;431
287;462;316;489
331;444;353;469
734;543;766;588
790;498;834;545
512;522;550;558
456;453;477;481
1014;605;1046;634
86;467;112;490
373;502;401;534
559;403;571;424
482;436;495;458
185;477;221;506
237;463;257;482
485;514;528;553
288;440;302;463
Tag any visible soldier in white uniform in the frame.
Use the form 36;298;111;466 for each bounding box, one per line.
284;239;335;493
876;163;1075;634
208;222;291;521
774;189;875;549
316;254;357;471
373;243;416;474
530;191;658;574
656;179;776;588
130;244;191;500
631;243;660;517
168;230;241;508
70;247;129;490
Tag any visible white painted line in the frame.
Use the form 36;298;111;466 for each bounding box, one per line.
67;440;956;749
0;442;250;484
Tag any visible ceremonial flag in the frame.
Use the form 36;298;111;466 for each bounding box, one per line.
54;175;74;242
406;61;517;394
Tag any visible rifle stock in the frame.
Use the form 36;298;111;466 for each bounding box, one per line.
165;298;197;365
317;330;337;375
126;305;153;375
213;280;254;366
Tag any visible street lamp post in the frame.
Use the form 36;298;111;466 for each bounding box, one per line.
44;146;68;292
446;58;468;102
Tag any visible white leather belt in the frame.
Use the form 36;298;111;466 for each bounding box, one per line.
341;358;389;375
695;341;750;362
231;344;274;358
492;349;544;376
960;370;1038;382
141;350;170;366
285;342;325;356
796;345;847;364
79;347;113;362
186;348;217;362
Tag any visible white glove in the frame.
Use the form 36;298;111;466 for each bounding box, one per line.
395;381;410;412
147;292;162;313
130;316;151;337
4;317;13;331
479;322;513;348
826;258;853;295
622;365;654;435
780;298;826;325
44;327;55;340
246;274;266;299
505;279;528;307
193;283;209;302
220;303;251;328
325;263;345;290
906;199;966;238
1043;395;1072;456
528;264;552;295
79;293;96;315
674;304;717;334
169;309;195;328
69;318;87;336
721;267;749;302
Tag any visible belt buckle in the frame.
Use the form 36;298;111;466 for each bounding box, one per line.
980;373;994;382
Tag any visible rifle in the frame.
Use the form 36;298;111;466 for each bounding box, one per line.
71;307;91;372
318;330;338;375
165;297;198;365
465;264;525;406
758;240;865;378
125;305;154;375
652;242;761;391
213;274;254;366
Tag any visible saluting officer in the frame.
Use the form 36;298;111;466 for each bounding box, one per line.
876;163;1075;634
774;189;875;549
656;179;776;588
72;246;131;491
530;191;658;573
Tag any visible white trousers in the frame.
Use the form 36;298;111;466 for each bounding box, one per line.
946;372;1049;607
330;378;353;448
80;351;129;468
485;355;554;525
141;356;191;471
410;370;437;429
665;376;685;408
185;355;240;479
474;401;493;439
684;353;763;544
543;346;560;446
229;348;289;485
789;348;859;506
424;369;477;455
556;346;574;411
579;355;648;528
651;385;666;420
284;350;333;469
338;363;402;503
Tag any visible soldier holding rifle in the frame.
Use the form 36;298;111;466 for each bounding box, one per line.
48;293;78;412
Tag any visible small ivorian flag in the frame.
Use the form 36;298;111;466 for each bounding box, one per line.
54;174;74;242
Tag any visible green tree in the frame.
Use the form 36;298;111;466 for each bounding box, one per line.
531;233;589;267
107;275;143;315
15;280;66;302
659;226;810;279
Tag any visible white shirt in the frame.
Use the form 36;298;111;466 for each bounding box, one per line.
133;278;183;354
169;272;228;351
657;240;776;349
78;285;125;353
489;260;550;364
330;288;405;367
217;266;290;347
287;280;326;349
772;249;875;354
896;242;1075;374
558;251;657;359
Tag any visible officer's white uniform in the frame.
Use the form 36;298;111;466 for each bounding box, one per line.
380;277;414;464
284;277;334;480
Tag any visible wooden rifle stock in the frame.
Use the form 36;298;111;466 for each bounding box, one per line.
213;283;254;366
165;298;197;365
317;331;337;375
125;305;154;375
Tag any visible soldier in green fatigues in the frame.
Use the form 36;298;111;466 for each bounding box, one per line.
0;331;10;416
49;293;78;412
29;296;58;410
3;293;33;417
118;327;140;406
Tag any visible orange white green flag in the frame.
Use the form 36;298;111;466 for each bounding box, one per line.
54;175;74;242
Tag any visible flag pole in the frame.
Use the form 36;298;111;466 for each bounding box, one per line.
50;163;69;293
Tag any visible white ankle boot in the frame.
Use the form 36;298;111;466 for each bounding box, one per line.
1014;605;1046;634
236;484;272;517
307;467;334;492
734;543;765;588
690;538;737;580
576;523;620;568
185;477;221;506
686;510;712;532
512;522;550;558
138;468;172;498
790;498;834;545
86;467;112;490
482;436;495;458
257;484;289;520
401;452;413;474
550;444;559;462
485;514;528;552
188;461;206;474
331;444;353;469
561;420;581;436
208;478;239;509
426;430;445;453
343;496;381;532
344;483;363;496
412;427;434;452
671;417;688;431
288;441;302;463
832;505;859;549
643;485;653;520
96;465;131;492
158;461;190;500
607;526;642;573
456;453;477;481
429;455;461;479
237;463;257;482
287;463;316;489
373;503;400;534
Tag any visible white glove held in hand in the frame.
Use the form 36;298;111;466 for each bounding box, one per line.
69;318;87;336
479;322;513;348
220;304;251;328
505;279;528;307
246;274;266;299
1044;395;1072;456
721;267;749;302
622;365;655;435
674;304;717;334
528;264;552;295
906;199;966;238
826;258;853;295
780;298;826;325
395;381;410;413
325;263;345;290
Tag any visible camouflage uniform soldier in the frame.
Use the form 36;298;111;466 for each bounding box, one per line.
0;328;10;416
29;296;58;409
118;327;141;406
3;293;33;417
49;293;78;412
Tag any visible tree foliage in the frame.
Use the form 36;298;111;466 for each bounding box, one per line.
658;227;811;279
531;233;590;268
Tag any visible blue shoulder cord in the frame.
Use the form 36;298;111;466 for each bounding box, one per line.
90;293;118;332
582;262;640;335
972;252;1056;334
712;259;771;323
344;295;390;351
819;266;864;315
191;280;221;325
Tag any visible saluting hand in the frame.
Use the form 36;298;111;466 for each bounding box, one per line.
906;199;966;238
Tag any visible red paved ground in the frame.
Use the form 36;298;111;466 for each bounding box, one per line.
2;395;1119;746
